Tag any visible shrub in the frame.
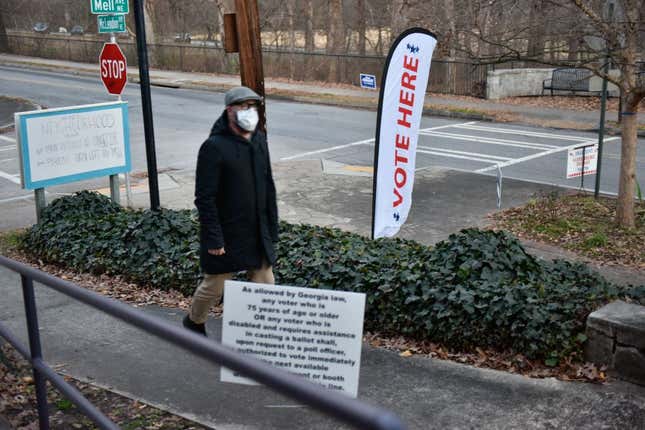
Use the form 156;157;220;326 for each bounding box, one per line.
20;192;645;362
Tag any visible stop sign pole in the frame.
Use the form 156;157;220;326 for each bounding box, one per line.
133;0;161;210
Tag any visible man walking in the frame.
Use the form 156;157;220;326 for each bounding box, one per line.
183;86;279;336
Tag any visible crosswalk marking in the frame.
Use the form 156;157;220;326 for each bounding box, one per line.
0;170;21;184
420;130;557;150
454;124;590;141
417;145;511;162
475;137;620;173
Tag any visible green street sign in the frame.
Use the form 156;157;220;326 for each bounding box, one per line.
91;0;129;15
98;15;126;33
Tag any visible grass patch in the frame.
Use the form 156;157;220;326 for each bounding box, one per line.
493;192;645;268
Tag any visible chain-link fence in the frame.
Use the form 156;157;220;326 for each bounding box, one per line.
7;31;492;97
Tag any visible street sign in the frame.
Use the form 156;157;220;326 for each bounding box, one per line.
98;14;126;33
567;143;598;179
360;73;377;89
91;0;129;15
99;43;127;95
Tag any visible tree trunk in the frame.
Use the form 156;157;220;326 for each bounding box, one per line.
287;0;296;79
616;93;640;228
567;37;579;61
390;0;406;43
303;0;314;78
143;0;157;66
527;0;544;61
357;0;366;55
304;0;314;51
0;8;8;53
327;0;343;82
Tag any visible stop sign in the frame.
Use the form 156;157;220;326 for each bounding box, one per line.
99;42;127;95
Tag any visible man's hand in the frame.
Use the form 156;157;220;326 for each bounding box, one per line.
208;247;225;256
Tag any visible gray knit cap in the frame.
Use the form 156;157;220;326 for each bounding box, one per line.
224;86;262;106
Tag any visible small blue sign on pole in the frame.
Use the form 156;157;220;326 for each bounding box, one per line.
360;73;377;89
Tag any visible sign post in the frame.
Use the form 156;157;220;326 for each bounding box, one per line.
132;0;161;210
567;143;598;191
91;0;131;206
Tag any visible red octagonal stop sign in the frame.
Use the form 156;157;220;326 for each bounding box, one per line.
99;42;127;95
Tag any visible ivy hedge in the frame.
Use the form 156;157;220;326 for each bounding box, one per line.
21;192;645;363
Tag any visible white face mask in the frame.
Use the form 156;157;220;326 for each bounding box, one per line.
235;108;259;132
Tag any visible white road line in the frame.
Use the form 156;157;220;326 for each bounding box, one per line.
0;194;32;204
280;138;374;161
280;121;478;161
419;121;478;132
0;135;16;143
454;124;591;141
417;149;503;164
475;137;620;173
264;405;306;409
0;170;21;184
0;146;16;152
0;158;16;162
420;130;557;150
417;146;511;161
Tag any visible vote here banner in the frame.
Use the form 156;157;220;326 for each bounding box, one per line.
372;28;437;239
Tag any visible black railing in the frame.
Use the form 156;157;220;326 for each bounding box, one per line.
0;255;405;430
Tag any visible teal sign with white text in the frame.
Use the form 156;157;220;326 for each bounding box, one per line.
91;0;129;14
98;15;126;33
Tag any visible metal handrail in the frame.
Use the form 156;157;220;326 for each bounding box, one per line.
0;255;405;430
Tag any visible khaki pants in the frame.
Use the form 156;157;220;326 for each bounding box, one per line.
189;260;274;324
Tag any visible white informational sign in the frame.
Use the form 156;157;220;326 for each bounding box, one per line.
221;281;366;398
567;144;598;179
14;102;130;189
372;28;437;239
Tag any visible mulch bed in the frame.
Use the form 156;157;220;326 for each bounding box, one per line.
491;193;645;270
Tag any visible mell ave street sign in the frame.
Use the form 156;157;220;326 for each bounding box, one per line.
91;0;129;15
99;43;128;95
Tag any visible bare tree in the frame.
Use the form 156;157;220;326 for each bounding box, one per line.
459;0;645;227
0;5;8;52
326;0;344;81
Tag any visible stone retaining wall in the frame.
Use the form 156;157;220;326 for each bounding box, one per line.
585;300;645;386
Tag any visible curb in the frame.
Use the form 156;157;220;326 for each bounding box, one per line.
0;95;41;131
1;57;643;134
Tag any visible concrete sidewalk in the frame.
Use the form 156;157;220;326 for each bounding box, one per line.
2;269;645;430
2;57;645;428
2;158;645;429
2;53;642;132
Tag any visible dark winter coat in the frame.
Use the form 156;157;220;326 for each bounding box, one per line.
195;111;279;274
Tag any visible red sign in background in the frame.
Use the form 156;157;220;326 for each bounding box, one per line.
99;42;127;95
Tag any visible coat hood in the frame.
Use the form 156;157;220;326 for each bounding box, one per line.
209;110;230;137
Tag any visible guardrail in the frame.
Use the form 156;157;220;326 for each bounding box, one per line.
0;255;405;430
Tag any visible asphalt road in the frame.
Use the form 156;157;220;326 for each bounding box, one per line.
0;64;643;205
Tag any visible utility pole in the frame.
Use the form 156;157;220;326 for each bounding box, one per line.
224;0;267;134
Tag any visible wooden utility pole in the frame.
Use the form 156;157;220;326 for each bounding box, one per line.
224;0;267;134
